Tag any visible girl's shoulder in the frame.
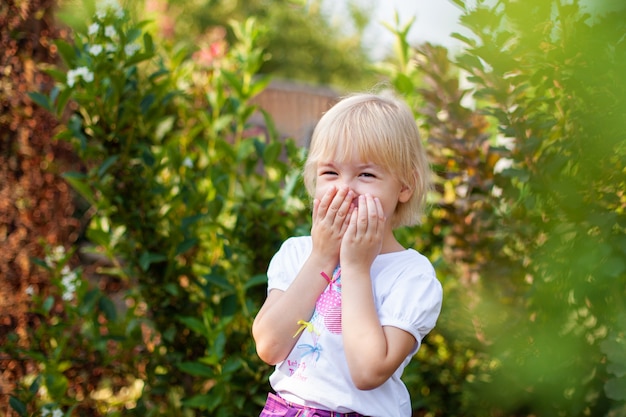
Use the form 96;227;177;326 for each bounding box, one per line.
280;235;313;252
376;247;434;271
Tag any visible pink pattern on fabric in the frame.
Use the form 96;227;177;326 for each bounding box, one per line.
315;290;341;315
314;266;342;334
324;305;342;334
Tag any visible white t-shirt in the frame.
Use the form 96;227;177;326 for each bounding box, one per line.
266;236;443;417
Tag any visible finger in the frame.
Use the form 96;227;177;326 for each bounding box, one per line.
363;194;383;235
339;199;356;234
328;187;349;217
373;196;385;233
357;194;368;234
316;186;337;219
335;189;354;226
346;202;359;236
312;198;320;221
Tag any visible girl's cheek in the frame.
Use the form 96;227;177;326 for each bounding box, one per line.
314;183;332;200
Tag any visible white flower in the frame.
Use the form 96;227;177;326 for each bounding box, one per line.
182;157;193;168
66;67;94;87
52;246;65;260
61;267;79;302
83;70;94;83
41;408;50;417
104;25;116;38
89;44;103;56
494;157;514;174
88;23;100;36
105;43;117;53
124;43;141;56
96;0;124;20
52;408;64;417
45;246;65;266
496;135;516;151
492;185;503;197
25;285;34;296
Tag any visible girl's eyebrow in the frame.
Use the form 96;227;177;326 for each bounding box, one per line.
318;161;382;170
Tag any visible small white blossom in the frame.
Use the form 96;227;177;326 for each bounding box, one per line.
89;44;103;56
60;267;79;302
83;70;94;83
124;43;141;56
496;135;516;151
96;0;124;20
45;246;65;267
105;43;117;53
41;408;50;417
492;185;503;197
52;408;64;417
182;157;193;168
88;23;100;36
67;67;94;87
25;285;34;296
494;157;514;174
104;25;116;38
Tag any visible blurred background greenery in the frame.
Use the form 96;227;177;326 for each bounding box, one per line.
1;0;625;416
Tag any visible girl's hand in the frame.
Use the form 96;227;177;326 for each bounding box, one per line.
340;194;385;269
311;186;354;264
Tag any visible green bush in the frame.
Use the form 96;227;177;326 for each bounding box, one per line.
8;1;309;415
379;3;626;415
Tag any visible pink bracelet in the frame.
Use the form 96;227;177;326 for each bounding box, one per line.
320;271;332;284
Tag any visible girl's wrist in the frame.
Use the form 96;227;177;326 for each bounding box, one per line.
306;251;339;279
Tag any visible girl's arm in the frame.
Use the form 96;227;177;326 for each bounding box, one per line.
252;254;336;365
340;194;417;390
252;186;354;365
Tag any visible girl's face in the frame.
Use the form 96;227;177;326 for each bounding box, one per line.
314;154;412;222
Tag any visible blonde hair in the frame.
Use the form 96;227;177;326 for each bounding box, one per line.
303;91;432;227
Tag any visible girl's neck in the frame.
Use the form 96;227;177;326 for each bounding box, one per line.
380;232;405;254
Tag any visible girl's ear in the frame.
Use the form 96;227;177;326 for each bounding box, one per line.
398;184;413;203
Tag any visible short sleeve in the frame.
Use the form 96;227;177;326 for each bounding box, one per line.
376;254;443;353
266;236;312;293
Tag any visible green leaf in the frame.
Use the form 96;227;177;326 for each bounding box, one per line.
392;73;414;96
55;87;73;116
97;155;119;178
244;274;267;291
178;316;208;337
177;361;215;378
140;93;155;115
605;376;626;401
54;39;77;67
9;397;27;416
222;70;243;97
29;375;41;395
263;141;282;166
203;273;234;292
248;74;271;98
222;357;242;374
143;32;154;54
62;172;95;205
139;251;167;271
124;52;153;67
182;393;221;411
42;296;55;314
44;372;68;398
175;238;198;256
98;296;117;321
28;92;52;112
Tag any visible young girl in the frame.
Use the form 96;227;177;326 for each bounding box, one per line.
253;91;443;417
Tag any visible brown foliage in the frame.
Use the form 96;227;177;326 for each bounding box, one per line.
0;0;80;411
